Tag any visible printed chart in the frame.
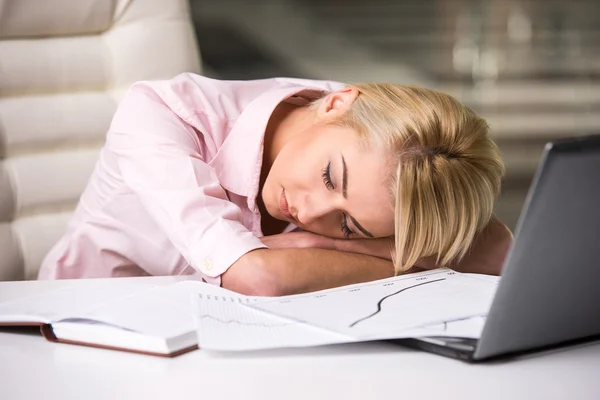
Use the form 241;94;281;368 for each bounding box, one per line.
194;269;498;351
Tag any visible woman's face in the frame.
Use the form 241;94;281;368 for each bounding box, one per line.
261;120;395;240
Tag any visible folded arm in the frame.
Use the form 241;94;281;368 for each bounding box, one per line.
222;247;395;296
413;215;514;275
332;214;513;275
222;215;513;296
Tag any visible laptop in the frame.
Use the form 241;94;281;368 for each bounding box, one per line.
392;134;600;362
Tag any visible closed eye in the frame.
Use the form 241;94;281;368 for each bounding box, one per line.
322;162;335;190
341;214;353;238
323;161;355;238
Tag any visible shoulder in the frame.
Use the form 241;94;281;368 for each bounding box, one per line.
122;74;344;115
110;75;347;142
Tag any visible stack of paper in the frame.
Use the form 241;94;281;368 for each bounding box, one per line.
193;269;499;351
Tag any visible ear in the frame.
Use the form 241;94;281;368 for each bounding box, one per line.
316;87;359;120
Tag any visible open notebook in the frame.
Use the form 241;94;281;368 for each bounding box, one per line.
0;279;247;357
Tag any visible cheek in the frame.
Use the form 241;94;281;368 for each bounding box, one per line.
278;151;320;188
302;220;344;239
300;210;346;238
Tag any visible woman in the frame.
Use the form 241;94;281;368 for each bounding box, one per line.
38;74;512;295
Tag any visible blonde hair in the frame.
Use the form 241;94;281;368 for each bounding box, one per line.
321;83;504;274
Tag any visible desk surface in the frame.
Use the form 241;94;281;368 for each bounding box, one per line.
1;278;599;400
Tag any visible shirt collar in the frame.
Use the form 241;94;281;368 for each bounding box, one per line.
210;85;329;211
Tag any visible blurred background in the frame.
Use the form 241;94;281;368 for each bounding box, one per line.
1;0;599;280
191;0;600;230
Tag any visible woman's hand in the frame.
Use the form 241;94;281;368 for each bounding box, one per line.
413;215;513;275
451;215;513;275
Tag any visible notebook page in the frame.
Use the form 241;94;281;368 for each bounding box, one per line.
67;281;244;339
0;279;166;324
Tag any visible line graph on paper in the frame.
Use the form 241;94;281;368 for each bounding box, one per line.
197;314;290;328
412;315;488;339
347;278;445;328
245;269;498;338
194;293;352;351
193;269;499;350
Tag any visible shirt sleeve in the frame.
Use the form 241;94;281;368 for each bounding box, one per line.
105;81;266;285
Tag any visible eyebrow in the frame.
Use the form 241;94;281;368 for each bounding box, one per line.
341;154;374;238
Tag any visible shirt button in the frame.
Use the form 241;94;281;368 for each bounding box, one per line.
203;259;213;272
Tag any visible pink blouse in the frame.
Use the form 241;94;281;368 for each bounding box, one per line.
38;74;344;285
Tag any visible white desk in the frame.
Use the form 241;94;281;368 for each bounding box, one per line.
1;278;599;400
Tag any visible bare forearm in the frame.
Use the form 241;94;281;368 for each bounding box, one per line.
414;215;513;275
222;248;394;296
267;248;394;294
223;215;512;295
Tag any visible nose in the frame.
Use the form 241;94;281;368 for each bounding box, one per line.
294;192;337;226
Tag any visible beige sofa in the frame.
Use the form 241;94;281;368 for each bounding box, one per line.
0;0;202;281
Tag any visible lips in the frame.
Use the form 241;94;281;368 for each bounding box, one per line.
279;189;295;221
